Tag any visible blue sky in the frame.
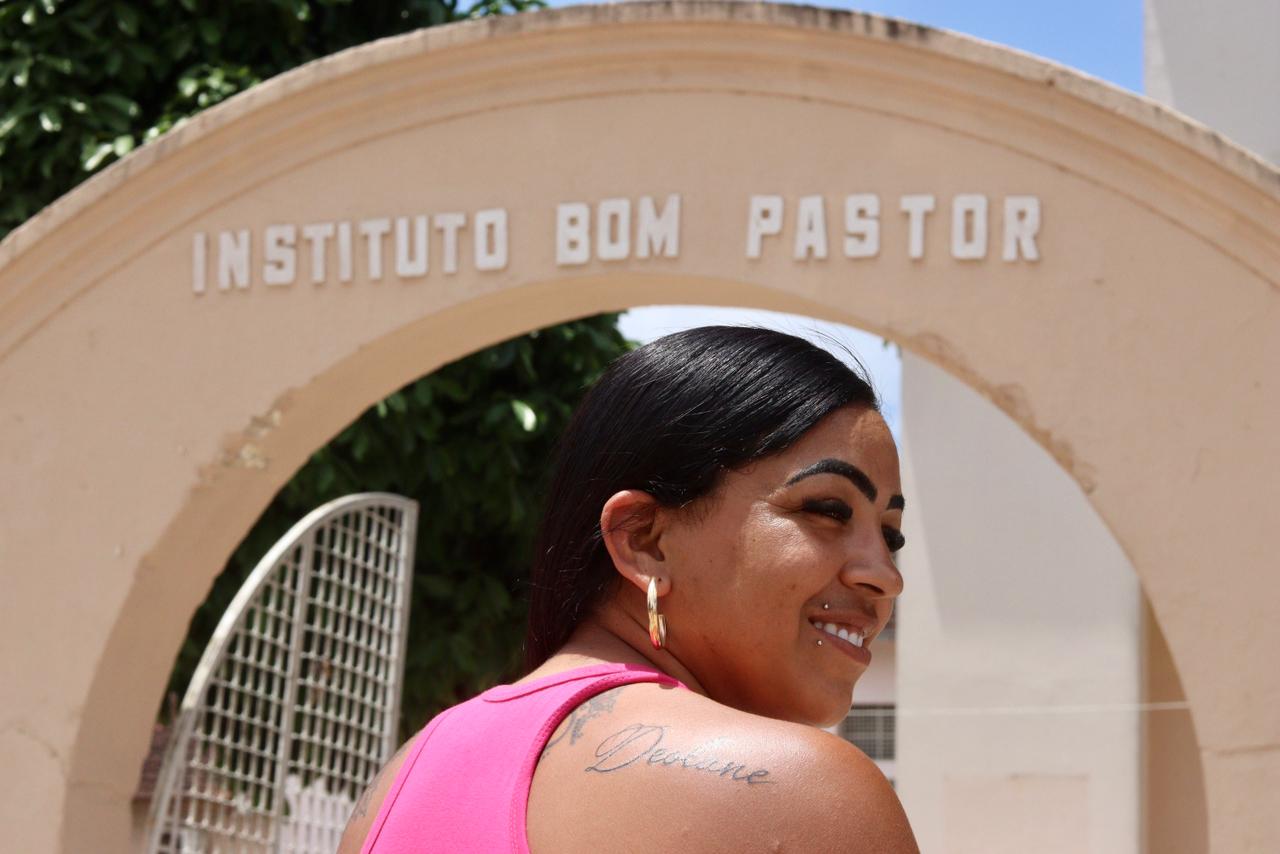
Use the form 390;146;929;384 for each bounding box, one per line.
584;0;1143;432
827;1;1142;92
540;1;1142;91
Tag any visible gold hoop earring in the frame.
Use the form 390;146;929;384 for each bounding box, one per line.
647;577;668;650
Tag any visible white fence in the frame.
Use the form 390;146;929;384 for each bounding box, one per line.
146;494;418;853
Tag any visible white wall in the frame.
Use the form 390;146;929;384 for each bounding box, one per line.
855;637;896;706
895;351;1142;854
853;638;897;782
1145;0;1280;164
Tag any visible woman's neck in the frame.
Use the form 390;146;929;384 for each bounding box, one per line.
523;613;707;697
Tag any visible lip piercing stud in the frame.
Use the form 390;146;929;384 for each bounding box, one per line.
823;603;830;610
817;639;824;646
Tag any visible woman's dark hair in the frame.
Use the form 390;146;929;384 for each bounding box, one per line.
524;325;880;669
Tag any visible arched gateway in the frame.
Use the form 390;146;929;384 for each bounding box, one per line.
0;4;1276;851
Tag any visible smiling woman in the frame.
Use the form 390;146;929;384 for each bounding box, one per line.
340;327;918;853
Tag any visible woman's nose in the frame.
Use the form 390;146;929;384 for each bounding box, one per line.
839;550;903;599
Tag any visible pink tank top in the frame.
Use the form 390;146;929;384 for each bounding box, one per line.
360;662;686;853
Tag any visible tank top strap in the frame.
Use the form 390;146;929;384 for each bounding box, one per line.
359;700;460;854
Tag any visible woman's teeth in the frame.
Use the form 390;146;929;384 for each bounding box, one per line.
813;621;864;647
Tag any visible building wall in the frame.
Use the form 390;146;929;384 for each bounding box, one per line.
1140;3;1272;849
852;636;897;781
1141;598;1207;854
854;635;896;707
896;351;1142;853
1145;0;1280;165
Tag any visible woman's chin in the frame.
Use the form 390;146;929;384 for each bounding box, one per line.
748;671;858;727
786;691;856;729
814;683;859;729
814;706;851;729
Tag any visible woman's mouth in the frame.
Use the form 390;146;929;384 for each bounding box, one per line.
811;620;865;647
809;619;873;664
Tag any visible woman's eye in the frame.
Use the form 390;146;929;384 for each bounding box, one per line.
883;526;906;553
802;499;852;523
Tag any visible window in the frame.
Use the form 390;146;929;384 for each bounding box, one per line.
840;703;895;761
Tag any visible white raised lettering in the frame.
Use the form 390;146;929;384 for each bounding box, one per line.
951;194;988;260
395;215;429;278
217;230;250;290
746;195;783;259
301;223;334;283
597;198;631;261
636;194;680;259
434;213;465;274
474;208;508;271
359;218;391;280
1003;196;1041;261
899;194;936;260
843;194;880;259
336;222;353;283
556;203;590;266
793;195;828;260
263;224;297;286
192;232;207;294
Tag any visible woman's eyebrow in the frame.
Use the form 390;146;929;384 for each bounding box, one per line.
786;458;906;511
786;458;876;501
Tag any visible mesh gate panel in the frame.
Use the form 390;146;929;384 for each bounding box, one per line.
285;508;407;850
147;494;417;854
840;704;896;762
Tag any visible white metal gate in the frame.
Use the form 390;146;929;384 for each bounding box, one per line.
145;493;418;853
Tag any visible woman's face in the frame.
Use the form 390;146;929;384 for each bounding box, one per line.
660;405;905;727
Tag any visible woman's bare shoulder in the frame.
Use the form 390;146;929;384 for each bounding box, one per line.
527;684;917;854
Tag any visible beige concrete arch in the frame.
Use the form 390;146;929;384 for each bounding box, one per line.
0;3;1276;851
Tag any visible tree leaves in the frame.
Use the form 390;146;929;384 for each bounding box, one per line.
0;0;547;241
510;399;537;431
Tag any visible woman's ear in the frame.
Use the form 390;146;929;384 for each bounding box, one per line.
600;490;672;597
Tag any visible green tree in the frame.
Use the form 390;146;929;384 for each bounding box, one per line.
2;0;633;737
0;0;539;234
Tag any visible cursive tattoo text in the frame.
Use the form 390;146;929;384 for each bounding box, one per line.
585;723;772;785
